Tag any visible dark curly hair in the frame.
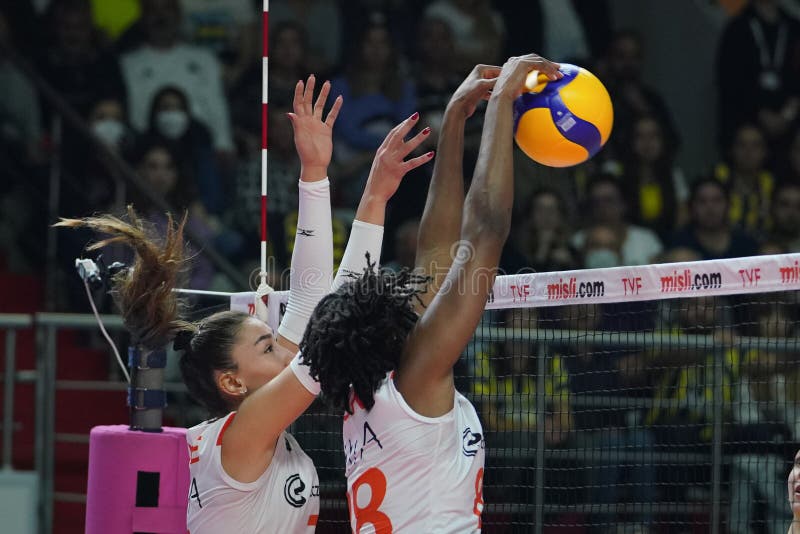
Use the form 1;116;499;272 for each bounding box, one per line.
56;206;249;419
300;258;427;414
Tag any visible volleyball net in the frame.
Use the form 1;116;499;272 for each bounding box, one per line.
227;253;800;533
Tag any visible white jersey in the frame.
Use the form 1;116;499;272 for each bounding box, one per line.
186;412;320;533
343;374;485;533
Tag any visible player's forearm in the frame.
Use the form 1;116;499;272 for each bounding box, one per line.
462;91;514;243
278;179;334;344
354;193;387;227
417;109;466;254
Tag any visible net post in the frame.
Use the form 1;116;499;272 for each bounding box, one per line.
127;346;167;432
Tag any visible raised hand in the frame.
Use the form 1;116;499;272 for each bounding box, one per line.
288;74;343;179
363;112;434;203
493;53;562;101
447;64;501;119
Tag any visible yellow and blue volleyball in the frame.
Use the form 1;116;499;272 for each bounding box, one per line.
513;64;613;168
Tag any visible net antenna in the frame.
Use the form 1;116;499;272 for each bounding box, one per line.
255;0;273;321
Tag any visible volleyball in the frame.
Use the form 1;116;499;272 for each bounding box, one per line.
513;63;613;168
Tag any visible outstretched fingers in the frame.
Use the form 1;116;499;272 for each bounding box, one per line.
292;79;305;114
301;74;316;115
313;80;331;118
386;111;420;146
324;94;343;127
403;150;435;173
398;125;431;159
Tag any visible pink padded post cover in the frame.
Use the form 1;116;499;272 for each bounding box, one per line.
85;425;189;534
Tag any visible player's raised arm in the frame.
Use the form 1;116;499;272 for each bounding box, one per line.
413;64;500;312
397;54;562;417
332;112;433;290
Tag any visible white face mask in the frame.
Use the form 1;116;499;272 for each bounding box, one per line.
92;119;125;147
584;248;620;269
156;109;189;139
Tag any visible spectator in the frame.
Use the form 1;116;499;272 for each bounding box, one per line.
555;302;657;530
644;286;739;510
120;0;234;153
607;114;688;239
230;100;299;271
410;15;467;152
423;0;505;71
37;0;126;120
474;307;572;448
0;10;43;165
128;140;219;290
496;1;611;63
767;181;800;251
340;0;428;58
472;307;572;522
330;16;416;206
515;188;578;273
716;0;800;146
179;0;258;89
783;125;800;182
143;85;224;215
714;122;776;234
670;177;760;260
63;95;136;214
572;176;664;266
728;300;796;534
599;30;680;163
266;21;310;105
270;0;342;77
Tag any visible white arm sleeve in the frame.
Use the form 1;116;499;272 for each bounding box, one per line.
289;351;321;395
331;219;384;291
277;179;334;345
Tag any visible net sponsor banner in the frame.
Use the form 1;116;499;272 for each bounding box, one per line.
231;254;800;316
487;253;800;308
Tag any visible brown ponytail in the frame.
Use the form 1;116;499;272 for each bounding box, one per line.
56;205;192;350
56;206;250;418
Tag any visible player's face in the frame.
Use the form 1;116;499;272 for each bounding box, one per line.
229;317;293;394
788;450;800;517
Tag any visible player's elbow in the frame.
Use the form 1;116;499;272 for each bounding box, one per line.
462;201;512;244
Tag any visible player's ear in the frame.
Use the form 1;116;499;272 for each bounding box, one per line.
217;371;247;397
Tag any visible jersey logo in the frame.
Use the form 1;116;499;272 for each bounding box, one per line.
297;228;315;237
462;427;484;457
284;473;307;508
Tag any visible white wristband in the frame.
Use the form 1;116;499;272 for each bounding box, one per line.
289;352;321;396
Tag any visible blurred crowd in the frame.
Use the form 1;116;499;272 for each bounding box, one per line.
0;0;799;293
2;1;800;531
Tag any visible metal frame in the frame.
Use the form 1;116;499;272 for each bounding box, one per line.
1;313;796;533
